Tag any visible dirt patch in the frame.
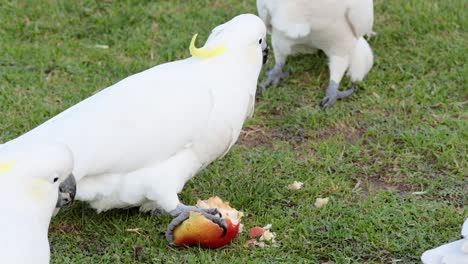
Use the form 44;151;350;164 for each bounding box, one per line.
350;146;467;206
132;246;146;262
238;126;274;148
50;222;82;235
313;123;366;143
79;233;107;254
239;122;365;148
358;175;466;207
238;125;312;148
271;126;311;145
362;176;413;195
350;148;416;195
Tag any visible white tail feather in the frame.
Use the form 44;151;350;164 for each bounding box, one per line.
347;37;373;83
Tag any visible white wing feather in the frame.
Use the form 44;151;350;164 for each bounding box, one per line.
1;59;214;181
257;0;349;39
256;0;272;32
421;219;468;263
462;219;468;238
346;0;374;37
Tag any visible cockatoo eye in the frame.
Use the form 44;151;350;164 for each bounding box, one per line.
258;38;262;45
53;177;59;183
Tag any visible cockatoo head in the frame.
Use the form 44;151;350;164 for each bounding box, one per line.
0;144;75;220
190;14;268;65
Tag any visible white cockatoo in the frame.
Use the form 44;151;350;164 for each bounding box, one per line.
421;219;468;264
0;144;76;212
256;0;374;109
0;144;74;264
0;14;268;243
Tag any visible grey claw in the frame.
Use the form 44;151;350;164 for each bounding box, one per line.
320;96;336;110
320;84;356;110
165;207;227;245
336;85;355;99
260;65;289;92
202;208;222;218
272;70;290;87
266;69;289;88
165;211;191;245
272;79;280;87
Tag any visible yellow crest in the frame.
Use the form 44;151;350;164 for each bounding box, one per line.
0;161;15;174
189;34;227;59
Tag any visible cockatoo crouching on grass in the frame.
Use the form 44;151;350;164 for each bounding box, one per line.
0;14;268;244
0;144;74;264
257;0;374;109
421;219;468;264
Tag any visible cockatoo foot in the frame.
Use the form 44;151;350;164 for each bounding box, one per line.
258;65;289;95
165;204;226;245
320;82;355;110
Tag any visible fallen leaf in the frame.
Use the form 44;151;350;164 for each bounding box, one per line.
287;181;303;190
126;228;142;235
260;230;276;241
94;44;109;49
314;197;329;208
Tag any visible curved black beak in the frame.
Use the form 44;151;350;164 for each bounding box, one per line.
56;173;76;208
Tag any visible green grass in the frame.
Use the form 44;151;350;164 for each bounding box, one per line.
1;0;466;263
